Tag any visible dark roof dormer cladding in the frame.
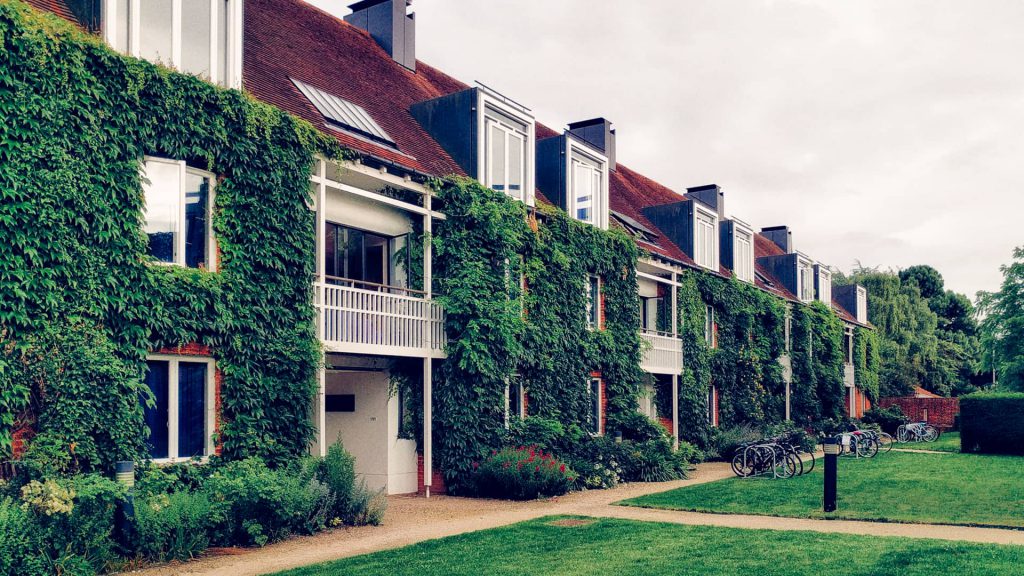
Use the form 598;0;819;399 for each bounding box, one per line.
345;0;416;71
567;118;616;171
762;225;793;254
835;284;869;324
686;184;724;219
536;124;609;227
641;195;718;268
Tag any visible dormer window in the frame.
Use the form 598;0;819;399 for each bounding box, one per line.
731;223;754;283
797;256;814;302
694;205;718;270
815;265;832;304
103;0;242;88
567;139;608;227
484;109;527;200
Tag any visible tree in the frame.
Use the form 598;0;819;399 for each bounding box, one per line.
978;247;1024;391
899;265;945;299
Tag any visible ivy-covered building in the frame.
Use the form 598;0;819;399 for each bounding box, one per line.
14;0;876;494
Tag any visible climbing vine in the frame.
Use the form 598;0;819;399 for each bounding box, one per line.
0;2;335;467
854;327;881;402
392;177;643;492
789;302;846;424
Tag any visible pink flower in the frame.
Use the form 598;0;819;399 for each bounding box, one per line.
535;465;541;472
559;464;566;473
517;461;524;469
472;461;479;469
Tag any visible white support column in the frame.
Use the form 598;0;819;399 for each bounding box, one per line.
671;373;679;450
670;272;678;338
315;161;327;457
423;356;433;498
785;379;791;422
316;365;326;457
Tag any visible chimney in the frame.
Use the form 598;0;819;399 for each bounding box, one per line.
568;118;616;171
761;225;793;253
346;0;416;71
686;184;724;219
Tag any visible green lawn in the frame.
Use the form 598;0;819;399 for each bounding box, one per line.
275;516;1024;576
621;451;1024;528
922;431;961;453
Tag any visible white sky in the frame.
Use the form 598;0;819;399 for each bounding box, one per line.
305;0;1024;297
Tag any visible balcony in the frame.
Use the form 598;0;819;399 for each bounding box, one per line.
640;329;683;374
316;277;446;358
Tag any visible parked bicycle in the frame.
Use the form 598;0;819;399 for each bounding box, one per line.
731;432;815;479
896;421;940;443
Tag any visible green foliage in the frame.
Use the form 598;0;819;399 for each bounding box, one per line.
604;410;669;442
789;302;845;424
899;265;944;299
316;439;360;523
397;177;643;492
469;446;574;500
0;2;330;464
853;326;881;402
860;405;908;435
133;491;213;563
978;247;1024;391
615;438;689;482
959;392;1024;455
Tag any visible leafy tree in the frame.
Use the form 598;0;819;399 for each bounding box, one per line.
978;247;1024;391
899;265;945;299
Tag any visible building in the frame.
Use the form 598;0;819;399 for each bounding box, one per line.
21;0;874;494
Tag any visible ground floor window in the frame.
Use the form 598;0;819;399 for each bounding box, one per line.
143;356;215;461
707;385;719;427
588;377;602;435
505;375;525;426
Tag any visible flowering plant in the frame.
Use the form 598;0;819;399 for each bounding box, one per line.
470;446;575;500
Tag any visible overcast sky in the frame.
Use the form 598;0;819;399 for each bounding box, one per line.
306;0;1024;298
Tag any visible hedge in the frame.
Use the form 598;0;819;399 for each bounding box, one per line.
959;392;1024;455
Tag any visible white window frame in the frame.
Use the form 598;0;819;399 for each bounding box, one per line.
102;0;243;89
586;275;602;330
504;376;525;428
844;326;855;366
796;255;815;302
784;306;792;353
476;90;535;206
704;305;716;348
856;286;868;323
142;156;217;271
588;377;602;435
733;224;754;283
817;265;832;304
145;354;216;464
693;204;719;270
566;138;609;229
707;385;718;427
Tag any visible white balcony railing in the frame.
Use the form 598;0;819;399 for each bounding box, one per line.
640;329;683;374
316;280;446;358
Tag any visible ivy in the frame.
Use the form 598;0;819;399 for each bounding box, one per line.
393;178;643;493
0;2;334;466
789;302;846;424
854;327;881;402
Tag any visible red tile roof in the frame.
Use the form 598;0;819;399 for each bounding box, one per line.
22;0;78;25
244;0;466;177
753;233;800;302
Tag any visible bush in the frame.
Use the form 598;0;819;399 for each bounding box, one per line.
616;438;689;482
470;446;574;500
604;411;667;442
561;435;622;490
709;424;763;459
133;491;213;563
0;497;35;575
960;392;1024;455
503;418;566;454
317;440;355;522
861;405;908;435
202;458;332;547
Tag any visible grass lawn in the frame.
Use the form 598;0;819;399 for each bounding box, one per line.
274;516;1024;576
922;431;961;453
621;451;1024;528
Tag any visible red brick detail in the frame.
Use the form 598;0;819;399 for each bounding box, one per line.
600;381;608;435
878;396;959;430
522;392;529;416
416;454;446;495
10;427;33;460
155;343;213;356
657;416;673;436
849;387;872;419
712;386;720;427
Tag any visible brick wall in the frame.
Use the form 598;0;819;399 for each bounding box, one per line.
416;454;446;495
657;416;673;437
878;396;959;429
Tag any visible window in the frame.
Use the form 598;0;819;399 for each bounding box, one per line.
570;149;603;226
704;305;716;348
856;286;868;322
586;275;601;329
142;158;214;269
506;375;525;426
784;308;792;353
844;327;854;365
817;266;832;304
707;385;718;427
324;223;408;291
484;109;528;201
734;229;754;283
798;260;815;302
694;209;718;270
292;79;396;147
106;0;238;87
143;356;215;461
588;378;602;435
639;297;658;332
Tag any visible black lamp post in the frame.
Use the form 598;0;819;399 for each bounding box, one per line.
822;437;839;512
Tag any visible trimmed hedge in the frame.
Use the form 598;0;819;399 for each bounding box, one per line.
959;392;1024;455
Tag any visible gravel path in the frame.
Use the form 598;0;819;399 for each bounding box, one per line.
123;459;1024;576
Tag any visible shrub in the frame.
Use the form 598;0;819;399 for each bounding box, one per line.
604;411;667;442
345;482;387;526
202;458;331;547
470;446;574;500
133;491;213;563
561;435;622;490
0;497;35;575
617;438;689;483
960;392;1024;455
709;424;763;459
318;440;355;521
861;405;908;435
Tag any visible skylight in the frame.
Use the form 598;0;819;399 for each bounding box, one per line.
291;78;396;147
